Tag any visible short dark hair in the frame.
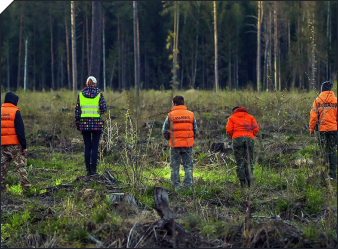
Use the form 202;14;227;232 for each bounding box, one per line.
173;95;184;106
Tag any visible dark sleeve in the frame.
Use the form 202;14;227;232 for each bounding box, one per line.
162;116;170;140
14;111;26;150
193;117;199;138
75;94;81;130
99;93;107;114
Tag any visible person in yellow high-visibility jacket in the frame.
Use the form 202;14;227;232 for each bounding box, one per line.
75;76;107;176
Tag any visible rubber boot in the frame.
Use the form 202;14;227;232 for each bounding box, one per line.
328;154;337;179
85;164;91;176
240;179;246;188
90;164;99;175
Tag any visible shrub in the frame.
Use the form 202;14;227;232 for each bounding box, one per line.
303;222;319;240
306;186;323;214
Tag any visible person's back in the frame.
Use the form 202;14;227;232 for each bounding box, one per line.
162;95;199;191
75;76;107;176
309;84;337;132
226;107;259;139
226;107;259;188
309;81;337;180
168;105;195;148
1;92;31;193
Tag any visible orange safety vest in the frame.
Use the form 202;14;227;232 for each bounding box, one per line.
168;105;194;148
1;103;20;146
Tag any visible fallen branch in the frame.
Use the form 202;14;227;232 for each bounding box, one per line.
34;168;58;172
39;184;72;191
88;234;103;247
142;176;166;183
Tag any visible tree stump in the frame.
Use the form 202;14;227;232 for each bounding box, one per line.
153;187;173;220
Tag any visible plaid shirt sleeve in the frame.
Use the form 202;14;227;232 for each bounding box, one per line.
75;94;81;129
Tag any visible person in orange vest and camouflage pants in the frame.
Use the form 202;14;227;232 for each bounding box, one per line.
226;107;259;188
162;96;199;191
1;92;31;193
309;81;337;180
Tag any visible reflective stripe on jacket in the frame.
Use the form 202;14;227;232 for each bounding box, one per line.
1;103;20;145
79;93;100;118
309;91;337;132
168;105;195;148
226;107;259;140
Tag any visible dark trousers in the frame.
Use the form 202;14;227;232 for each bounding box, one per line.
233;137;255;183
319;131;337;179
82;131;102;172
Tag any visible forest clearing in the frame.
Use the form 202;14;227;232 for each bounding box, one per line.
1;88;337;248
1;0;337;248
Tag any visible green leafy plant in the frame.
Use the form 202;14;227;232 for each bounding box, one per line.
8;184;22;195
306;186;323;214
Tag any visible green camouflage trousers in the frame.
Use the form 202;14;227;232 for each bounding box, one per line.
319;131;337;179
170;147;193;189
1;145;31;191
232;137;255;181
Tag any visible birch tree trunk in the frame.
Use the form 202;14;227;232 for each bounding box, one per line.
133;1;139;93
90;1;102;83
268;11;272;91
256;1;262;92
50;9;55;90
326;1;330;80
71;1;77;92
172;1;179;91
7;44;10;91
17;5;24;90
273;2;277;91
118;16;121;90
137;9;140;92
103;13;106;91
236;50;239;90
86;3;90;74
24;38;28;92
228;42;231;90
213;1;219;92
65;16;71;90
81;21;85;86
311;17;315;89
288;20;290;56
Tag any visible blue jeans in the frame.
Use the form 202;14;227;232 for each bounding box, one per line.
82;131;102;171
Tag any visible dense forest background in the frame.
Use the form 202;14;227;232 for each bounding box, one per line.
1;1;337;92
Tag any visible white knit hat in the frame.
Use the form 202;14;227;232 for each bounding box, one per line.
86;76;97;84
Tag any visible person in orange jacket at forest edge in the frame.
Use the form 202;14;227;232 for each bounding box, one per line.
226;107;259;188
309;81;337;180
